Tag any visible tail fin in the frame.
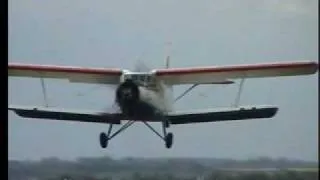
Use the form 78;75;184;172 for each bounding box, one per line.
164;41;172;69
163;42;173;108
165;55;170;68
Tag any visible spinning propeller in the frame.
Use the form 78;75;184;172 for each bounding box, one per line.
73;60;152;115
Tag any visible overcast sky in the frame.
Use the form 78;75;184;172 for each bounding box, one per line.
8;0;318;161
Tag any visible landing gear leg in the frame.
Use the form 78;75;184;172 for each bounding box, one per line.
162;120;173;149
165;120;170;128
142;119;174;149
100;124;113;148
99;121;135;149
100;117;174;149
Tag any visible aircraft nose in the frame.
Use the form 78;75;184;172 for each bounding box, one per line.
122;89;132;98
116;79;140;106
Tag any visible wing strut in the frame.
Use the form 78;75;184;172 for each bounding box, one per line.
174;81;234;103
40;78;49;107
233;78;245;107
174;84;198;103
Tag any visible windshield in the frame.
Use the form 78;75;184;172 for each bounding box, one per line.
124;73;154;86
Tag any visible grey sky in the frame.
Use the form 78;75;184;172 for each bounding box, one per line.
9;0;318;161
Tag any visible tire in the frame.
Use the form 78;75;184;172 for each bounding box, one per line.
99;132;108;148
165;133;173;149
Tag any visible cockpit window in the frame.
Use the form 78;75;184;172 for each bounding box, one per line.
139;75;144;82
124;74;154;87
146;76;151;82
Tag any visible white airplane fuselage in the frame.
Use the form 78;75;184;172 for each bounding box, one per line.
138;81;174;113
115;71;174;119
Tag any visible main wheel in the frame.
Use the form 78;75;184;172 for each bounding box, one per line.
99;132;108;148
165;133;173;149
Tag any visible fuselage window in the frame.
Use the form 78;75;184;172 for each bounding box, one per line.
133;75;138;81
124;74;154;87
146;76;150;83
139;75;145;82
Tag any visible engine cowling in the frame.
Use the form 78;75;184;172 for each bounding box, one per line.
115;79;140;115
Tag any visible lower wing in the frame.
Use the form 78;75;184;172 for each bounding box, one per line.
167;105;278;124
8;63;123;84
8;105;122;124
9;105;277;124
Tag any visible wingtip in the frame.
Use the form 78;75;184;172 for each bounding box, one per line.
269;107;279;118
313;61;319;72
305;61;319;74
8;105;20;111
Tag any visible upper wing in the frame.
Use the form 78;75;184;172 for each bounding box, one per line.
167;105;278;124
153;61;318;85
8;63;123;84
9;105;122;124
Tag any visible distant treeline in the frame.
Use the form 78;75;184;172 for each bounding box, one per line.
8;156;318;180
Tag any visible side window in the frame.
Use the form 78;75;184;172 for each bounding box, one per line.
148;76;155;86
140;75;145;82
123;74;155;86
124;75;131;81
132;75;137;81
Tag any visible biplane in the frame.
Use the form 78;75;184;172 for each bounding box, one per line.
8;58;318;149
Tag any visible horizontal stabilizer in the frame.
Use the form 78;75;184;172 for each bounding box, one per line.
168;105;278;124
8;105;121;124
